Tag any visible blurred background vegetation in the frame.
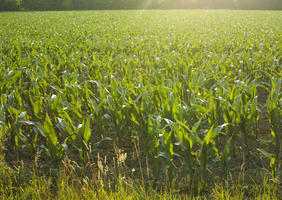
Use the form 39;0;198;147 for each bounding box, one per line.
0;0;282;11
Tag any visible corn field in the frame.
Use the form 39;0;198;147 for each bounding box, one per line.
0;10;281;181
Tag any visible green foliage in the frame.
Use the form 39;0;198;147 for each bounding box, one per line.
0;0;21;11
1;0;282;11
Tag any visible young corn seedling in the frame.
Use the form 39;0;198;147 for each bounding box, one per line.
147;115;161;178
175;120;198;176
237;80;260;154
218;85;241;158
34;114;64;160
200;123;227;179
74;116;91;163
265;78;281;178
221;137;232;179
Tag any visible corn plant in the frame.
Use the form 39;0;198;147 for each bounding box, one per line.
264;78;281;178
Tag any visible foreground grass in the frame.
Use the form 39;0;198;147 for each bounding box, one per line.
0;155;280;200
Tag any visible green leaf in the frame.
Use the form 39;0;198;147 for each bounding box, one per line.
44;113;58;157
192;119;202;133
80;117;91;144
205;123;228;144
205;125;214;144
